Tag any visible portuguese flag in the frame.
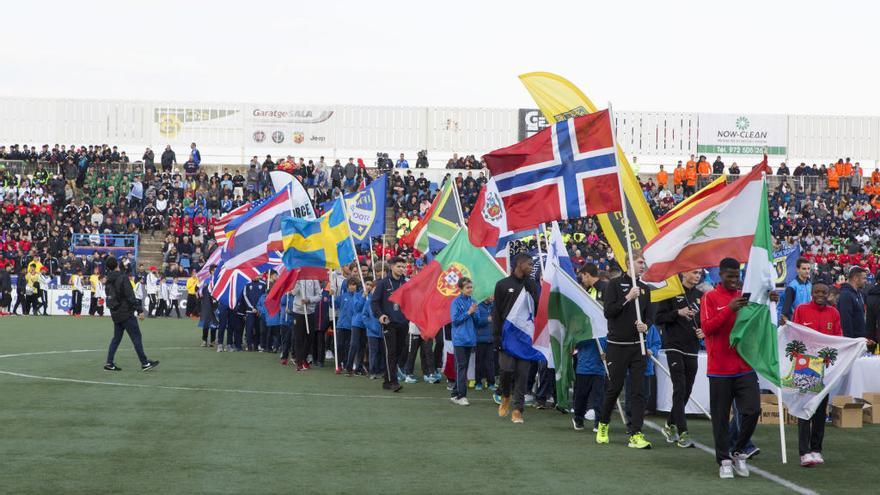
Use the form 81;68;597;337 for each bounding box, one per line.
535;260;608;410
391;228;505;339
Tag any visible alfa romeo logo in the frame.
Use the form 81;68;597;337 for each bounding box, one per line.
736;116;750;131
436;262;471;297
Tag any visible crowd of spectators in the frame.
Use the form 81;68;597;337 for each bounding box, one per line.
3;140;880;292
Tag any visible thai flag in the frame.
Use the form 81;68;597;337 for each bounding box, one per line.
482;110;622;232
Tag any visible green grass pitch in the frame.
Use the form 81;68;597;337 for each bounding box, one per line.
0;316;875;494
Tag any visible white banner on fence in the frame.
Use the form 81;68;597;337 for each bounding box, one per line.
245;105;336;148
698;113;787;156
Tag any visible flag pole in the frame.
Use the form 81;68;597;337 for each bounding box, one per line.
338;192;367;291
329;270;340;373
776;385;787;464
300;282;310;336
534;227;546;273
597;339;627;424
381;235;387;278
368;236;378;280
608;102;646;356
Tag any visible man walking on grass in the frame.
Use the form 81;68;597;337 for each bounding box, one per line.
103;256;159;372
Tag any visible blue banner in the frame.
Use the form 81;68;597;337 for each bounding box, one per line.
773;244;801;286
322;175;387;246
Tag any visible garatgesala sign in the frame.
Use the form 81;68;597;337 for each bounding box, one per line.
698;113;787;156
246;105;335;147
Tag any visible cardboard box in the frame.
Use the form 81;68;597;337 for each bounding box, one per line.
858;393;880;424
758;403;783;424
831;396;863;428
760;394;779;405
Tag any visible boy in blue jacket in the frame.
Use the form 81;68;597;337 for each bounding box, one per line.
474;298;495;391
346;279;373;376
258;292;290;354
334;278;358;372
449;277;484;406
362;284;385;379
572;336;607;432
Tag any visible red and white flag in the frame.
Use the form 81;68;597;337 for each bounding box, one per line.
641;159;770;283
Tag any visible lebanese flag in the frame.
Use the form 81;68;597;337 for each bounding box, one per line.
265;266;328;316
467;178;508;248
642;158;770;283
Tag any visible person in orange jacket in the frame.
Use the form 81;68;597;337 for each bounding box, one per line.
827;166;839;192
685;167;698;196
656;165;669;190
697;155;711;176
686;155;697;175
673;161;685;188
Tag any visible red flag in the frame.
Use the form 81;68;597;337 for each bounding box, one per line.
482;110;622;232
389;261;448;338
265;266;327;316
467;177;507;248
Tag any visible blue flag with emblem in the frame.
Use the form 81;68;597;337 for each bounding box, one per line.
321;175;386;246
281;197;356;269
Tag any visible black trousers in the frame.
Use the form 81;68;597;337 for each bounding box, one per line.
599;343;646;434
404;333;435;376
12;292;25;314
186;294;198;317
573;374;605;422
39;290;49;314
381;322;408;386
147;294;158;316
667;351;699;433
157;300;168;317
106;316;149;365
709;372;760;464
475;342;495;385
499;350;532;412
71;290;83;315
168;300;180;318
798;395;829;456
292;313;316;365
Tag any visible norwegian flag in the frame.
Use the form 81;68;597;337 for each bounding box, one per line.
482;110;622;232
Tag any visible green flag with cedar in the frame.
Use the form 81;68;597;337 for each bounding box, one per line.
730;179;781;386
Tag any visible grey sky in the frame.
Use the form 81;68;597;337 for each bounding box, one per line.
2;0;877;116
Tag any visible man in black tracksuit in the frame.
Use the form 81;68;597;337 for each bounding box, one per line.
492;253;539;423
371;257;409;392
103;256;159;372
655;269;704;448
597;252;654;448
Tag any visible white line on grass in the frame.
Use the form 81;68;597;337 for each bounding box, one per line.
643;420;819;495
0;347;493;402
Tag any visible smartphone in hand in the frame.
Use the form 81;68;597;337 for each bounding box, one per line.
741;292;752;300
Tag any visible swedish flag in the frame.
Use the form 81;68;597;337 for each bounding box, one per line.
281;197;355;269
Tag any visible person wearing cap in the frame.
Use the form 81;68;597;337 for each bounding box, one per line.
145;266;160;318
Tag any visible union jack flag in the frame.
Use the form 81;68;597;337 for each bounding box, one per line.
210;265;261;309
482;110;622;232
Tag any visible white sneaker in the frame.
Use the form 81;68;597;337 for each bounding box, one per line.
719;460;734;479
586;409;596;421
800;454;816;467
811;452;824;465
732;457;749;477
458;397;470;406
216;345;224;352
325;350;334;360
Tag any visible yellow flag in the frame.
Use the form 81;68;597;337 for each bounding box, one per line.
519;71;683;301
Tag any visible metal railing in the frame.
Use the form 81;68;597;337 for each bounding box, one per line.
641;172;866;195
71;233;139;261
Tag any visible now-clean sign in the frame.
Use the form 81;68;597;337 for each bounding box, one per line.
697;113;787;156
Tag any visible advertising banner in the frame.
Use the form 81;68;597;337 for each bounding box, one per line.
245;105;336;147
698;113;787;156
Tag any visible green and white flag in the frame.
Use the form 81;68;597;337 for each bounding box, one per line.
730;179;781;386
536;260;608;410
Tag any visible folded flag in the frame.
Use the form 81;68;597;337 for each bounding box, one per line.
482;110;622;232
779;321;865;420
641;159;770;283
281;197;355;270
391;228;504;338
729;175;780;386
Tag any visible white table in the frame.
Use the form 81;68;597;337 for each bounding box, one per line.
655;351;880;414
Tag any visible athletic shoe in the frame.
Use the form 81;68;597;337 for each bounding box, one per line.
325;351;334;360
498;396;511;417
572;416;584;431
811;452;824;465
296;365;306;372
800;454;817;467
369;374;380;380
585;409;595;421
662;423;679;443
731;454;750;477
391;383;403;392
446;382;455;391
141;360;160;371
533;401;548;410
103;363;122;371
280;358;289;366
475;383;483;391
422;374;434;383
719;460;734;479
627;432;652;449
468;379;475;389
458;397;470;406
200;341;208;348
303;362;311;370
430;373;443;383
592;426;599;433
739;446;760;459
487;384;497;392
217;345;224;353
404;375;417;384
511;410;524;424
524;394;535;406
397;368;406;382
595;422;610;444
676;431;695;448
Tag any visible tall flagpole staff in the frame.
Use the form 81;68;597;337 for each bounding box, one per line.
329;268;340;373
368;236;378;280
608;102;646;356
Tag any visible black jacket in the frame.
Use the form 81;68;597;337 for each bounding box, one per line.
864;284;880;342
655;285;703;354
371;274;408;326
0;271;11;293
603;274;654;345
491;273;539;346
837;283;866;338
105;270;140;323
